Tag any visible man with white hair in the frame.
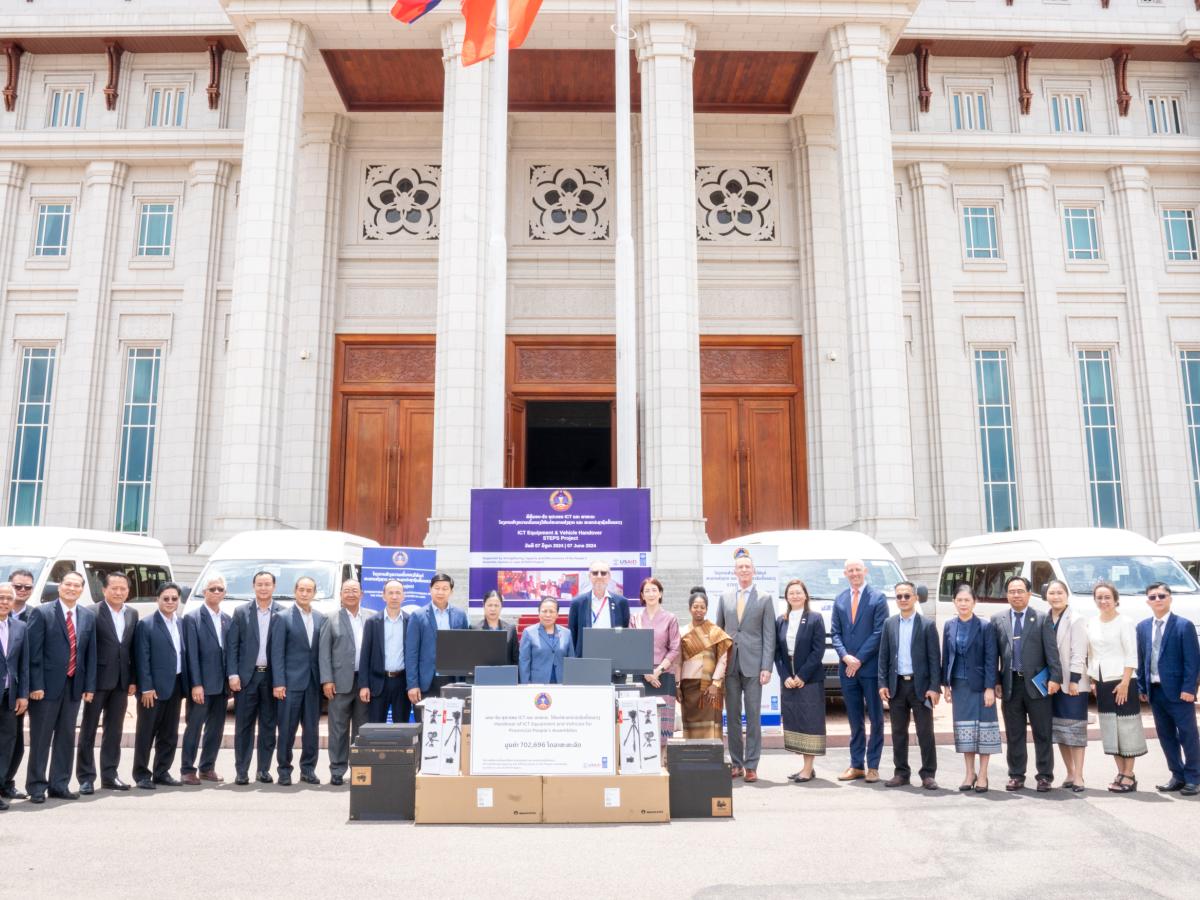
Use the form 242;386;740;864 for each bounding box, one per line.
567;560;630;657
181;575;232;784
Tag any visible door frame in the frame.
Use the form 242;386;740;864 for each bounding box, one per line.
327;334;436;533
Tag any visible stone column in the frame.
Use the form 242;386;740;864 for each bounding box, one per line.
425;19;492;569
825;23;916;539
152;159;231;557
1108;165;1191;534
213;19;310;535
636;20;706;571
43;160;127;527
280;113;349;530
1008;163;1085;524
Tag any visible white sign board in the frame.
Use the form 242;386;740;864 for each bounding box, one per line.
471;685;616;776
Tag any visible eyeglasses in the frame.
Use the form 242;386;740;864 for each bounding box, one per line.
1007;588;1028;595
1147;593;1170;601
11;584;32;592
206;586;226;593
590;570;609;576
895;593;913;600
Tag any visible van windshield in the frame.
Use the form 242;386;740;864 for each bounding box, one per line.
778;559;905;600
201;561;338;602
0;556;47;582
1059;556;1198;596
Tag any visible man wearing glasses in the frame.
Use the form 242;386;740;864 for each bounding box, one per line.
1;570;35;800
568;560;630;658
131;582;187;789
878;581;941;789
181;576;231;784
1136;583;1200;796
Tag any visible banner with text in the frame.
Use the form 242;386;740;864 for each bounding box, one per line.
468;488;651;611
361;546;438;612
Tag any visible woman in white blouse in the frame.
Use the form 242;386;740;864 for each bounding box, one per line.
1086;581;1147;792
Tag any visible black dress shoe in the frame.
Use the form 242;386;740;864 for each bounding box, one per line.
330;774;344;786
276;774;292;787
1182;783;1200;796
1;787;26;800
234;774;250;786
102;778;131;792
256;771;273;784
79;781;95;796
135;779;157;791
0;797;8;811
1157;778;1185;792
300;773;321;785
154;775;182;787
28;793;45;805
48;789;79;800
1035;777;1052;793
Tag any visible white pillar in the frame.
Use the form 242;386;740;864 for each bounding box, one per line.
637;20;706;570
280;113;349;530
825;23;916;539
213;19;310;535
426;20;492;568
1009;163;1084;525
153;159;231;556
1108;165;1191;534
43;160;127;527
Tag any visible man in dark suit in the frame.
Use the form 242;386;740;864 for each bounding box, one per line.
26;571;97;802
1137;582;1200;795
132;583;187;789
0;582;30;810
992;574;1062;792
405;573;469;705
831;558;889;783
76;572;138;793
360;579;411;725
567;561;630;658
878;581;941;789
271;576;326;786
226;570;283;785
182;575;231;785
715;551;776;782
2;569;35;800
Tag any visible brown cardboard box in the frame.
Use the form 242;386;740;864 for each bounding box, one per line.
414;774;542;824
460;725;470;776
541;771;670;824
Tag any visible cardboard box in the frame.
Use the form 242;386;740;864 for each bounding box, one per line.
414;774;542;824
669;763;733;819
541;771;670;823
460;725;470;776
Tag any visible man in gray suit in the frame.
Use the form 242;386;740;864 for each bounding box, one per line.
319;579;373;786
993;575;1062;792
715;551;776;783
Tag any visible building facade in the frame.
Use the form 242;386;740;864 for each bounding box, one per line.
1;0;1198;588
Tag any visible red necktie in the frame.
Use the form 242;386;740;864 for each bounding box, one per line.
66;609;77;677
851;588;860;624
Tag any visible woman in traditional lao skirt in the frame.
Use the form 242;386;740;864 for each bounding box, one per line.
774;579;826;783
678;589;733;739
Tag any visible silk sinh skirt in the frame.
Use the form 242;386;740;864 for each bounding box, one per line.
780;681;826;756
951;678;1002;755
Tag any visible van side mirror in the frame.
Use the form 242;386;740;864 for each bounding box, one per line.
179;585;192;603
916;584;928;604
42;582;59;602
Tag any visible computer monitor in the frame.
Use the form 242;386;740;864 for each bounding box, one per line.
581;628;654;675
474;665;519;686
563;657;613;686
435;630;509;677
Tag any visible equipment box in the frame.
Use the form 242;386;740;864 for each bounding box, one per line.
414;774;542;824
541;771;670;824
668;762;733;819
348;745;417;821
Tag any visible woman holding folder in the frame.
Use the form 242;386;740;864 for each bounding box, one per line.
631;578;681;743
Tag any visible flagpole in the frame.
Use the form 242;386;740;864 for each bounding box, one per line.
483;0;510;488
613;0;637;488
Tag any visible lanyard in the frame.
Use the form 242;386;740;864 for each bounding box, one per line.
592;596;608;625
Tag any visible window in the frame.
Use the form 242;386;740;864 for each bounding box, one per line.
46;88;85;128
1062;207;1101;261
1147;95;1184;135
6;348;56;526
974;349;1019;532
962;206;1000;259
1162;209;1198;262
939;562;1023;606
82;561;172;605
951;91;990;131
1030;561;1055;598
136;202;175;257
1050;93;1088;134
32;202;72;257
114;348;162;534
1078;349;1125;528
147;87;187;128
1182;350;1200;524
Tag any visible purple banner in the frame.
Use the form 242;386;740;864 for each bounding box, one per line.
468;488;652;611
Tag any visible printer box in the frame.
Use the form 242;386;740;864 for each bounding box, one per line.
414;774;542;824
541;771;670;824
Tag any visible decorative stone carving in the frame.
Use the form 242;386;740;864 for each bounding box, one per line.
514;347;616;384
528;165;610;241
362;164;441;241
699;347;793;385
343;344;436;384
696;166;776;242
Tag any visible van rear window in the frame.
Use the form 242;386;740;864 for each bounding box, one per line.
84;561;172;604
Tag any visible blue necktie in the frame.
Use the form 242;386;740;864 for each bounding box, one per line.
1013;612;1024;674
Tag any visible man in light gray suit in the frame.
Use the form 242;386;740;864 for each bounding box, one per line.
715;551;776;783
319;580;374;786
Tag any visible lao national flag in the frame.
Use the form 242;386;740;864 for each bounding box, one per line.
390;0;443;24
461;0;543;67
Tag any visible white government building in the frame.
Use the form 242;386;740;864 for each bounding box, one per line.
1;0;1198;589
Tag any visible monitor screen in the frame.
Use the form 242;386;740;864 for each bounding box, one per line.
435;630;509;676
581;628;654;674
563;657;613;686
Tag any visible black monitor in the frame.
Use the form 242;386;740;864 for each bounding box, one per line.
435;630;508;677
475;665;519;686
581;628;654;675
563;657;613;686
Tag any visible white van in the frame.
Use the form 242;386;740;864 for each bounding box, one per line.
1159;532;1200;584
0;527;175;618
724;529;923;692
938;528;1200;629
183;529;379;617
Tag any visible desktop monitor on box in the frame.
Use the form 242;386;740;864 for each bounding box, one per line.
581;628;654;676
435;630;509;678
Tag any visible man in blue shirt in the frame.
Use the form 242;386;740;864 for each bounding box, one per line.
360;580;411;724
406;573;469;704
878;581;941;789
